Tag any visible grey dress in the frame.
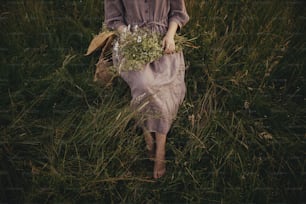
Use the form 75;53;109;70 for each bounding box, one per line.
105;0;189;135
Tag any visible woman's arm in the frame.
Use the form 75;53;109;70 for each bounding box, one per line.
168;0;189;30
163;0;189;54
104;0;126;31
163;21;178;54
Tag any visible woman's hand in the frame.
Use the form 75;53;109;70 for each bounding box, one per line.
162;21;179;54
162;34;176;54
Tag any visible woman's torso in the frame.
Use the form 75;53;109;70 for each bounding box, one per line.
121;0;171;33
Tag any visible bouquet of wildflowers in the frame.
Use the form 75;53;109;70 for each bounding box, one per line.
113;25;194;73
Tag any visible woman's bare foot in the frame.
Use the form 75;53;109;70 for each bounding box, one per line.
144;131;155;160
153;151;166;179
153;133;167;179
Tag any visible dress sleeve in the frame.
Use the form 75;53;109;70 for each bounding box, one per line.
169;0;190;29
104;0;126;30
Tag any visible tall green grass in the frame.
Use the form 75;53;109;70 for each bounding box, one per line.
1;0;305;203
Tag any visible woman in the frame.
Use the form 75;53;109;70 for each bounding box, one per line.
104;0;189;179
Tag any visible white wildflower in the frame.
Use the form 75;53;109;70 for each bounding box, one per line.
114;41;119;52
137;36;142;43
133;25;139;32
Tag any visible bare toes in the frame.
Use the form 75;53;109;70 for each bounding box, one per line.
153;159;166;179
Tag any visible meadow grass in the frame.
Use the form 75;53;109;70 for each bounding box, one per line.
1;0;305;203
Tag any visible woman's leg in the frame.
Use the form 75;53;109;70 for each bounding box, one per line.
153;133;167;179
144;130;155;160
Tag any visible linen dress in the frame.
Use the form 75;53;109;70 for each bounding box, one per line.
105;0;189;135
